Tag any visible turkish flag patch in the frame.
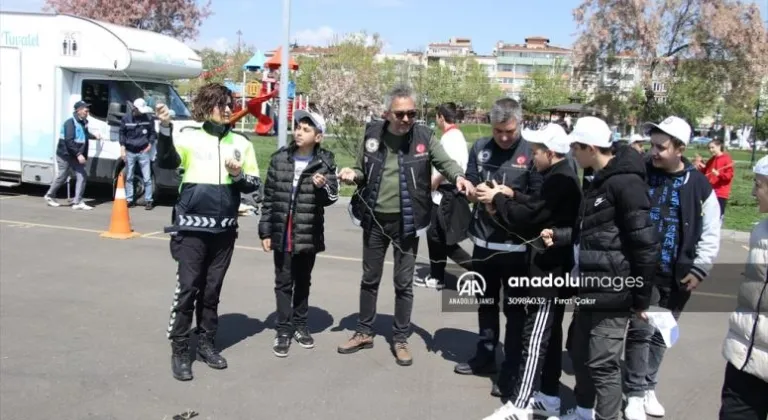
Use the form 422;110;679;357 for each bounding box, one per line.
416;144;426;153
517;156;526;165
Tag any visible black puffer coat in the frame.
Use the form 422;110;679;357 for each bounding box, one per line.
258;143;339;254
553;145;659;311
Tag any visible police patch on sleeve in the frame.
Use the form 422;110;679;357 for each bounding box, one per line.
365;138;379;153
478;149;491;163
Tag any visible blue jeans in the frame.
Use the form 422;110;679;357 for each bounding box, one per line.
125;150;153;203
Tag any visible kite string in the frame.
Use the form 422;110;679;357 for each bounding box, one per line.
339;169;548;269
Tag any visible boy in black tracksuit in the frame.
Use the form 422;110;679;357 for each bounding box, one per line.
258;110;339;358
475;124;582;419
548;117;659;420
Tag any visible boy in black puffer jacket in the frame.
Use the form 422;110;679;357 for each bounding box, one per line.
546;116;659;420
258;110;339;358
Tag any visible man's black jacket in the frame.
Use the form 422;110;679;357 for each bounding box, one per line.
553;145;659;311
492;159;582;298
258;143;339;254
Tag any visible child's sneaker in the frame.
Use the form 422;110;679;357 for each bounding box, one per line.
273;333;291;357
293;326;314;349
72;202;93;210
531;391;561;417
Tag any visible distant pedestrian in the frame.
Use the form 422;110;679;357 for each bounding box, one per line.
44;100;102;210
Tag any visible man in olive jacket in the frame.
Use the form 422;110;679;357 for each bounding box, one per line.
336;85;474;367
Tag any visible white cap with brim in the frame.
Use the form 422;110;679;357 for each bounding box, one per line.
642;116;692;145
754;155;768;176
133;98;153;114
523;123;571;154
294;109;326;134
567;116;613;148
629;133;649;143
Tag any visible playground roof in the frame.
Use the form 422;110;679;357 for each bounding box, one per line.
243;50;266;71
265;46;299;70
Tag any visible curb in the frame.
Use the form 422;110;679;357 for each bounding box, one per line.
720;229;751;244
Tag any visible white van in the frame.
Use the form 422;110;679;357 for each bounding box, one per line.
0;12;203;199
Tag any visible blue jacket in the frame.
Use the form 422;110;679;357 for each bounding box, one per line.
119;112;157;153
56;114;95;160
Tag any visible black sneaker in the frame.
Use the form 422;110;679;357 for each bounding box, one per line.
127;201;136;208
294;326;315;349
145;201;154;210
273;333;291;357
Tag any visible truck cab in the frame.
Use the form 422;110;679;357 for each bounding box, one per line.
0;12;202;198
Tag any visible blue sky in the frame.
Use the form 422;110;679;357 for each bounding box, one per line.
3;0;767;54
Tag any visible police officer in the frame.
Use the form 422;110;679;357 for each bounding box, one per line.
454;98;543;396
155;83;261;381
336;84;474;367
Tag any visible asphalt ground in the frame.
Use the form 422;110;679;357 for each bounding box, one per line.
0;184;752;420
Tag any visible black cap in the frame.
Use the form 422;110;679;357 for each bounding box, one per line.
73;101;90;110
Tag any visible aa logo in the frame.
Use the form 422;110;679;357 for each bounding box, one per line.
456;271;486;297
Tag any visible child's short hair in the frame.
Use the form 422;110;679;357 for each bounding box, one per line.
296;116;322;135
532;142;567;159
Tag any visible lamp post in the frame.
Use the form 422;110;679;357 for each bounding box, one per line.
277;0;291;149
752;100;763;166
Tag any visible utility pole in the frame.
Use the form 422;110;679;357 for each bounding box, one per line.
236;30;242;54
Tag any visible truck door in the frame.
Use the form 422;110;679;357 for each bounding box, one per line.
0;46;22;183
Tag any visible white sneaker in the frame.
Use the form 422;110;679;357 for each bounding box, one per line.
644;390;665;417
44;196;60;207
72;202;93;210
424;276;445;290
624;396;647;420
549;407;594;420
530;391;560;417
482;401;533;420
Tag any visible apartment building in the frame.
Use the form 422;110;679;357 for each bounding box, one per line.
425;37;474;65
493;37;572;99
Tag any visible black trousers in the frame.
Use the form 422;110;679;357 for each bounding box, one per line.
472;247;529;356
569;309;630;420
540;301;566;396
426;205;472;281
274;252;317;335
167;231;237;341
503;299;557;407
357;213;419;343
719;362;768;420
718;197;728;217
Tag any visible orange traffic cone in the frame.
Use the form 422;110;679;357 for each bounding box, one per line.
100;172;141;239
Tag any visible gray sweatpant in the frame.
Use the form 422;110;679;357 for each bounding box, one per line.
46;156;87;204
569;308;630;420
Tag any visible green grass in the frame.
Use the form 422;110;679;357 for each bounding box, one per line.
244;127;765;232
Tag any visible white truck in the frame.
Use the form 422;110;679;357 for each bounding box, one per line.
0;12;203;198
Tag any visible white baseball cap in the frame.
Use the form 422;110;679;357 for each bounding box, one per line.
567;116;613;148
523;123;571;154
133;98;153;114
754;155;768;176
629;133;649;143
642;116;692;145
294;109;326;134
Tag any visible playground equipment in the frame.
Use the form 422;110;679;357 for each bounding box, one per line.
202;46;307;136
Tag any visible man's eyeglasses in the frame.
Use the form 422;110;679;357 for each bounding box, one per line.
393;110;417;120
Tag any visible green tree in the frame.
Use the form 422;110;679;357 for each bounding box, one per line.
309;32;387;157
520;59;571;116
664;63;720;126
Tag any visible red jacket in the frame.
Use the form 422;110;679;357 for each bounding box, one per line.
700;153;734;199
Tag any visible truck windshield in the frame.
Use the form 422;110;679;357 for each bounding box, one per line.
111;81;192;120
